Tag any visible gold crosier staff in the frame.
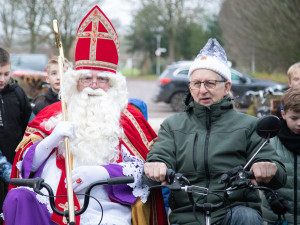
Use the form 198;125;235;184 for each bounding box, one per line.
52;19;76;225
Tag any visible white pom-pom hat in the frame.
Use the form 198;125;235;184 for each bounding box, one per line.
188;38;231;81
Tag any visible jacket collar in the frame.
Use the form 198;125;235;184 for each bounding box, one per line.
45;88;59;101
0;77;18;94
185;93;233;121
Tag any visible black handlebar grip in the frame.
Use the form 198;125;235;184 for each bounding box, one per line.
166;169;175;184
245;171;255;179
9;178;44;188
107;176;134;185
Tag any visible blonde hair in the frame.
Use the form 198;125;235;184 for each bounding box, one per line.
47;56;73;73
287;62;300;81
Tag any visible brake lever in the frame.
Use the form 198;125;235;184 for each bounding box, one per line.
149;173;184;191
223;169;256;194
219;165;243;184
148;169;190;191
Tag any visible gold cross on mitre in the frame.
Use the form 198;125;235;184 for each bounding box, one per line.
74;6;120;71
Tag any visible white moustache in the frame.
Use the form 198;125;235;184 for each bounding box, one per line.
82;87;107;96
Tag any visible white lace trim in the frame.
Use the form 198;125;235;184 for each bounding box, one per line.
14;186;53;214
16;148;30;179
16;161;23;178
121;145;149;203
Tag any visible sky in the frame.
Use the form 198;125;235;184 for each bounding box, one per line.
100;0;222;26
101;0;140;27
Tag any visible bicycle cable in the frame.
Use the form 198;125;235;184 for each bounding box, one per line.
32;191;104;225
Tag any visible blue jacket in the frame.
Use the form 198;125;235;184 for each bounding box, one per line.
0;149;12;183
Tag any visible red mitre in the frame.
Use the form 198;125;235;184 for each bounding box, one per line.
74;5;119;73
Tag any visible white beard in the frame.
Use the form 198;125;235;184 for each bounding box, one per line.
43;86;127;166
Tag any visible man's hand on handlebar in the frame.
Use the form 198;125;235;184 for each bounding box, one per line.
144;162;168;185
250;162;278;186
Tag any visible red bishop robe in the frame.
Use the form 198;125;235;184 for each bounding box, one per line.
8;101;167;225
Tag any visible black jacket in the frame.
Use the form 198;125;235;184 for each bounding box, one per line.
32;89;59;115
0;78;32;164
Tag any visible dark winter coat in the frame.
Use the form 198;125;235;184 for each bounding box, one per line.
0;78;32;164
146;94;286;225
32;88;59;115
262;121;300;225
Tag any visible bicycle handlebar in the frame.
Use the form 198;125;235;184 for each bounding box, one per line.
9;176;134;217
147;167;281;215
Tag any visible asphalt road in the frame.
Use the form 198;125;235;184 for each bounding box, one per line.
126;77;175;133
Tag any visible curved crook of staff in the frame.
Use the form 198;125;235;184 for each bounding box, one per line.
53;19;76;225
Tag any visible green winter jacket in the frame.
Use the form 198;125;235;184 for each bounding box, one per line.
146;95;286;225
261;137;300;225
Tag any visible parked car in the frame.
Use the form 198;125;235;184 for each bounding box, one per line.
10;53;49;101
10;53;48;72
153;61;288;112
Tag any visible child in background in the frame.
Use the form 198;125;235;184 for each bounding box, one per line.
275;62;300;118
287;62;300;88
262;87;300;225
0;47;32;225
32;56;72;116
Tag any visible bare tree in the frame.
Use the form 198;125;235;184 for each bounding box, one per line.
127;0;211;73
219;0;300;73
0;0;22;49
151;0;206;63
16;0;52;53
46;0;101;59
0;0;103;56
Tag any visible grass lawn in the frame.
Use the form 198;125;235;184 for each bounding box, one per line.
121;68;289;84
251;72;288;84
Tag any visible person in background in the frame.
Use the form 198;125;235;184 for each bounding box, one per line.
287;62;300;88
2;6;166;225
0;47;32;225
0;150;12;184
262;87;300;225
144;38;286;225
32;56;72;116
275;62;300;118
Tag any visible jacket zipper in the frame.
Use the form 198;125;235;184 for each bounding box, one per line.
0;94;5;127
204;108;212;188
193;133;199;170
294;153;297;225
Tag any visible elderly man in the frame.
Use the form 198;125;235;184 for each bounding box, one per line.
144;38;286;225
2;6;166;225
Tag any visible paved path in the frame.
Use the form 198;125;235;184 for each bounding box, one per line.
126;77;175;133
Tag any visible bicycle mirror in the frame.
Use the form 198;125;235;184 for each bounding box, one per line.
256;115;281;139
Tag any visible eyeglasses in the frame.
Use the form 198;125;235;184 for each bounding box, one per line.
189;80;226;90
79;76;109;86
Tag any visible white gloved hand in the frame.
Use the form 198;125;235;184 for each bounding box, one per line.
32;121;75;171
72;166;110;193
43;121;75;150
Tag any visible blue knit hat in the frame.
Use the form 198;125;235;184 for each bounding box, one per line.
188;38;231;81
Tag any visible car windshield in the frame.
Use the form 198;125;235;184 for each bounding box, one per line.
174;68;189;78
231;68;251;84
160;67;177;77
